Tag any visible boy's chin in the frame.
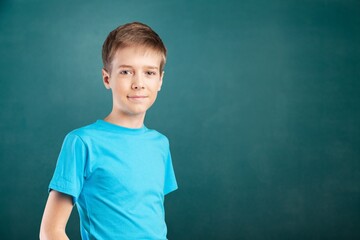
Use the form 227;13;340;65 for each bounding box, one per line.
125;108;149;117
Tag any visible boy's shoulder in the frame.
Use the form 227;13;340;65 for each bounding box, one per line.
65;121;99;139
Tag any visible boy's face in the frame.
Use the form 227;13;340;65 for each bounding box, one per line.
102;46;163;119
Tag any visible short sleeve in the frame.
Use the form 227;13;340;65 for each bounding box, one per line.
48;133;88;203
164;148;178;195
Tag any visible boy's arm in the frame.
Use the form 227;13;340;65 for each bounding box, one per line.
40;190;73;240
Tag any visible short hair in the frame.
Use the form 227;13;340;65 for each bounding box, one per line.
102;22;167;73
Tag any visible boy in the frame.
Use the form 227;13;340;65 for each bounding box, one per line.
40;22;178;240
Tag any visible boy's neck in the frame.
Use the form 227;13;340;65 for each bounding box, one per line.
104;112;145;129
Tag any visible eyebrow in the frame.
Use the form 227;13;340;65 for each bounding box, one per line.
145;66;159;70
117;65;133;69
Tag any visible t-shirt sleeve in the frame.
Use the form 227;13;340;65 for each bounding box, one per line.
164;148;178;195
48;133;87;203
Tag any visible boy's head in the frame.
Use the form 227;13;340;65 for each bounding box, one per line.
101;22;167;121
102;22;167;74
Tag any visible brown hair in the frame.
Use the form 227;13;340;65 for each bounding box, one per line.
102;22;167;73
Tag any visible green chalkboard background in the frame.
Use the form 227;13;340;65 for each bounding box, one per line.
1;0;359;239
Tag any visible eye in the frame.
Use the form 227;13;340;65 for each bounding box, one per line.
119;70;132;75
145;71;157;76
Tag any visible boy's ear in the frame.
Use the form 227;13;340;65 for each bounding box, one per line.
102;68;111;89
158;71;164;91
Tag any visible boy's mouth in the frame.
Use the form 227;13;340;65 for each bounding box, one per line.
127;95;148;102
127;95;148;99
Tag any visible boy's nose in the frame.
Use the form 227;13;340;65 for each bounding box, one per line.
131;75;145;90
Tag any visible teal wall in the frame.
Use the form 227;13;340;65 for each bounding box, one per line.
1;0;359;239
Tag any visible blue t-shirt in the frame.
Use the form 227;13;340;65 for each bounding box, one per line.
49;120;178;240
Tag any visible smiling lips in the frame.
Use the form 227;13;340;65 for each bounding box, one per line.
127;95;148;101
